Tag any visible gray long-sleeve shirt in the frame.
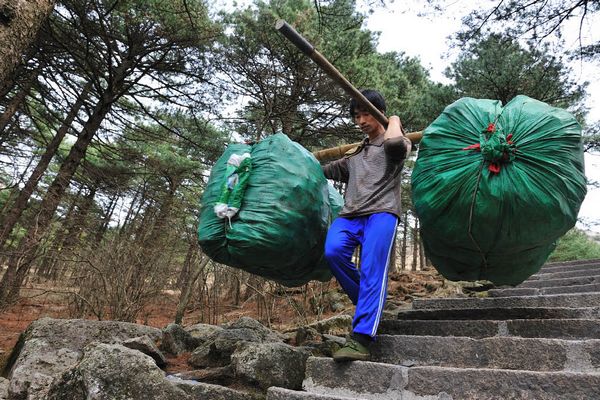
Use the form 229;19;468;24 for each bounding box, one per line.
322;134;411;218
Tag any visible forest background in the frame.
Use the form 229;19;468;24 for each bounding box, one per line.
0;0;599;332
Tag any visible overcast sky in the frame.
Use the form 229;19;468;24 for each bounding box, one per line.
363;2;600;232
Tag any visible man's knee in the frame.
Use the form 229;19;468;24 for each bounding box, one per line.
324;242;338;264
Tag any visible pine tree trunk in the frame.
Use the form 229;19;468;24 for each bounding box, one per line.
0;0;54;89
0;81;92;250
123;187;151;240
389;239;397;273
176;241;195;289
0;67;38;135
419;235;426;271
35;184;84;279
92;194;118;246
401;211;408;270
411;218;419;271
136;176;181;251
0;92;114;308
175;250;209;325
48;186;97;280
118;188;142;238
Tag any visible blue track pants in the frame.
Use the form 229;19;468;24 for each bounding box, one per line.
324;212;398;338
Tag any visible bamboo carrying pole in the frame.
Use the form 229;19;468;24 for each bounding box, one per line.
312;142;363;163
275;20;423;162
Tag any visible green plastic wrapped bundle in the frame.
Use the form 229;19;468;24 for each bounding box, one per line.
198;133;343;287
412;95;587;286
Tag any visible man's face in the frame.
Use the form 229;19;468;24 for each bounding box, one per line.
353;109;381;136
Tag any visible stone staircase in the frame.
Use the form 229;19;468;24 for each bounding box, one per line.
267;259;600;400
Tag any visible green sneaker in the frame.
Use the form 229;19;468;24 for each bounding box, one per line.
333;338;370;362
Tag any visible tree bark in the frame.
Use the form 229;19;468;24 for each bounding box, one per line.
0;66;39;135
0;0;55;88
176;240;196;289
401;211;408;270
411;218;419;272
419;235;426;271
389;239;397;273
175;249;209;325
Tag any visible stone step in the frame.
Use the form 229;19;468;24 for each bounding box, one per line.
412;292;600;310
379;318;600;339
536;261;600;275
519;274;600;288
371;335;600;372
410;366;600;400
542;258;600;269
302;357;412;400
489;283;600;297
267;387;359;400
527;268;600;281
296;357;600;400
394;306;600;320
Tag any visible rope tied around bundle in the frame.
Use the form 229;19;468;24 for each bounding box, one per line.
463;122;517;175
462;121;519;275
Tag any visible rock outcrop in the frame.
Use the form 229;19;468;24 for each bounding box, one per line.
3;318;162;400
1;315;322;399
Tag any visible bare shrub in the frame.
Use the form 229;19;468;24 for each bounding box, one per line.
68;237;172;322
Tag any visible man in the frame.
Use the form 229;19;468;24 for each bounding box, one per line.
322;89;411;362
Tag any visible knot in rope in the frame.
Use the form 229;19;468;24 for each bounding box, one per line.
462;123;517;174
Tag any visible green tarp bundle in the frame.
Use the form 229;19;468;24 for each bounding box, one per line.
412;95;587;286
198;133;343;287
